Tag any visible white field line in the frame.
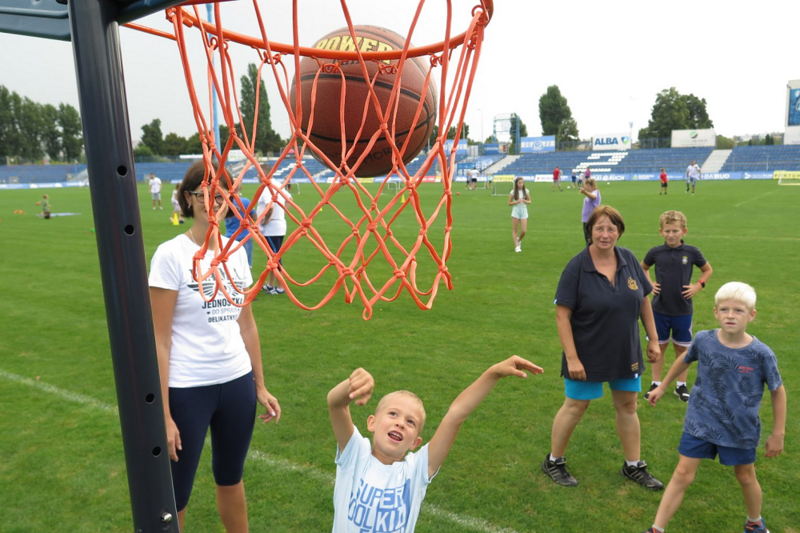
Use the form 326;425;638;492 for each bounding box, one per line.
1;370;520;533
733;188;782;208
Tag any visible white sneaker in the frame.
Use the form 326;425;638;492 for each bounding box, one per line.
515;245;521;253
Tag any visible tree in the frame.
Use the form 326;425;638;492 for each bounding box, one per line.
41;104;62;160
539;85;577;143
133;143;153;158
58;103;83;161
716;134;734;150
765;134;774;146
638;88;714;146
0;86;17;157
162;132;188;156
140;118;164;155
15;95;45;160
239;63;282;155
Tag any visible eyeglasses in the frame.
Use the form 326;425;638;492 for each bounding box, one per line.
188;190;225;204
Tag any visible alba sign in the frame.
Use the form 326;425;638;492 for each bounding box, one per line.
592;133;631;150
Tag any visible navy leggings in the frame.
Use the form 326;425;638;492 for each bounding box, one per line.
168;371;256;511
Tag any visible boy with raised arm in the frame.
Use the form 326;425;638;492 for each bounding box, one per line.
641;210;713;403
642;282;785;533
327;356;543;533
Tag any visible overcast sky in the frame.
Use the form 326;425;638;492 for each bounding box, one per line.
1;0;797;146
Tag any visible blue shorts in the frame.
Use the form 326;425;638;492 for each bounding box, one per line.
678;432;756;466
168;371;256;510
653;311;693;346
564;376;641;400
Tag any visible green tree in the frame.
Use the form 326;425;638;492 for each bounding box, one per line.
765;133;774;146
58;103;83;161
240;63;282;155
140;118;164;155
162;132;188;157
0;86;17;157
638;88;714;146
133;143;153;158
185;132;204;155
716;134;734;149
508;115;528;155
15;95;45;160
539;85;577;143
41;104;62;160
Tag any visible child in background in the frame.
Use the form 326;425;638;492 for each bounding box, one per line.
579;178;600;244
328;356;543;533
659;168;668;195
170;185;185;224
509;176;531;253
35;194;51;219
643;282;785;533
641;211;713;402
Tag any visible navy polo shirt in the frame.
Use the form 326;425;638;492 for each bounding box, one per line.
554;246;652;382
642;242;707;316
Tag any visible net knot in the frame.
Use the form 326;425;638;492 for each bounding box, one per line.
439;265;449;274
338;174;351;186
367;222;378;232
342;268;354;277
266;259;280;271
393;269;406;279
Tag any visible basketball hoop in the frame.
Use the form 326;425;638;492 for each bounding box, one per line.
128;1;492;319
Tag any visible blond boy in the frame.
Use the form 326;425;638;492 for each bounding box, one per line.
327;356;543;532
643;282;786;533
641;211;713;402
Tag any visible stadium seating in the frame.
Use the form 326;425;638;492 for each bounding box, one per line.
720;145;800;172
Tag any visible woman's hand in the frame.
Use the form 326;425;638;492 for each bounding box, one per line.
566;357;586;381
257;387;282;424
165;417;182;462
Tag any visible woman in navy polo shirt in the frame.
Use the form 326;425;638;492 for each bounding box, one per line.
541;206;664;490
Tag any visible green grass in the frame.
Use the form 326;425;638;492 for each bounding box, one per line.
1;180;798;532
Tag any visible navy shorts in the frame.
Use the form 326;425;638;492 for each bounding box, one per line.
653;311;693;346
266;235;284;267
678;432;756;466
169;371;256;510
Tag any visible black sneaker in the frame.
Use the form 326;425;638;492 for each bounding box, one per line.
644;382;659;400
621;461;663;491
674;384;690;403
542;454;578;487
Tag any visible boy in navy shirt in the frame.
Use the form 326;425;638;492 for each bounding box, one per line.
642;282;786;533
641;211;713;402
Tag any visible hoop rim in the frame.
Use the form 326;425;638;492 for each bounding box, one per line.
128;1;493;59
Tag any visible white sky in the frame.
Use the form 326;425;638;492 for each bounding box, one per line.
1;0;797;146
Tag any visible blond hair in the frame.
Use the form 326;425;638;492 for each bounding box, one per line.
715;282;757;311
374;390;427;433
659;210;687;229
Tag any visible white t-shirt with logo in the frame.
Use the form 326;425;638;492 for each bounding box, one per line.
686;164;701;179
149;234;253;388
149;177;162;193
333;426;437;533
258;190;292;237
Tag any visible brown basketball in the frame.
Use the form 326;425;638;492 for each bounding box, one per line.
289;26;437;177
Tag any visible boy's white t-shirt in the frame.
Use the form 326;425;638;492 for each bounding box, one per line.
149;177;162;193
149;234;253;387
333;426;437;533
257;190;292;237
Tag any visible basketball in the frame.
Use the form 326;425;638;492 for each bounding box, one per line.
289;25;437;177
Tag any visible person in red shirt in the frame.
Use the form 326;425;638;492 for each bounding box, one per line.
659;168;668;195
552;166;563;192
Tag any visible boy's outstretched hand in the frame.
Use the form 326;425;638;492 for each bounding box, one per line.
348;368;374;406
491;356;544;379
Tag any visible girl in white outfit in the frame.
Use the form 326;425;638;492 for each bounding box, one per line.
509;177;531;252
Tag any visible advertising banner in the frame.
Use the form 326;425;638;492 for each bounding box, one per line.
444;139;469;155
520;136;556;153
787;81;800;127
671;129;716;148
784;127;800;145
483;143;501;154
592;133;631;150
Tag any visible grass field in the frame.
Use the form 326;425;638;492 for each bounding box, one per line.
1;179;798;532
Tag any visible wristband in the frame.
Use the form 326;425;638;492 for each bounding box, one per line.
699;280;706;289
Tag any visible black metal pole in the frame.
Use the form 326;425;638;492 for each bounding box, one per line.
67;0;178;530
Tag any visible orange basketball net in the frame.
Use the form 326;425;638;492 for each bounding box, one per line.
128;1;492;319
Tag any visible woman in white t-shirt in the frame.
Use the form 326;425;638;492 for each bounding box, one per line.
149;161;281;532
509;177;531;253
257;181;293;294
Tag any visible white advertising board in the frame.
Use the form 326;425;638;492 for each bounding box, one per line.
671;129;716;148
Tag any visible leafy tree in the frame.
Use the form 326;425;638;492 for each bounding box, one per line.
41;104;62;160
185;132;204;155
133;143;153;158
638;88;714;146
140;118;164;155
15;95;45;160
765;134;774;146
58;103;83;161
716;134;734;149
508;115;528;155
239;63;282;155
162;132;188;157
539;85;577;143
0;86;17;157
